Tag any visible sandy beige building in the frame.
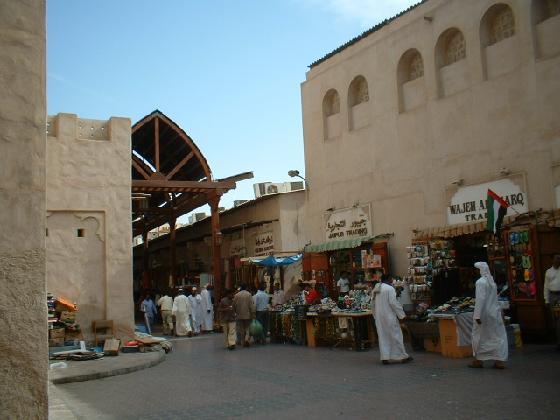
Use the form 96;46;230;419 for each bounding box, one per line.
46;113;134;340
0;1;48;417
301;0;560;274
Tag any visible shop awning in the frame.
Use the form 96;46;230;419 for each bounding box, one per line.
413;221;488;240
248;254;302;266
304;234;393;253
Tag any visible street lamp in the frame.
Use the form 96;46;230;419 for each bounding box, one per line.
288;170;308;188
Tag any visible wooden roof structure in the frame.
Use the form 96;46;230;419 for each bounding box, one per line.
131;110;249;235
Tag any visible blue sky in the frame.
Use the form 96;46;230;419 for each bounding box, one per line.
47;0;418;219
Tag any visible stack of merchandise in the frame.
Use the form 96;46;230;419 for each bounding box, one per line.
430;240;457;275
406;243;431;286
429;296;475;315
47;294;81;347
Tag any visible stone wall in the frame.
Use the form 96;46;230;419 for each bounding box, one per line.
0;0;48;418
301;0;560;274
46;113;134;341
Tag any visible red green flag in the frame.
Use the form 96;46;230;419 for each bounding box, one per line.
487;189;509;234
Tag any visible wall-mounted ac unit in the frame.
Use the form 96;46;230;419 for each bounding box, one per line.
234;200;249;207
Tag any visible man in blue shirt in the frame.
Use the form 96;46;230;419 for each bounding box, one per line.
141;295;157;335
253;284;270;344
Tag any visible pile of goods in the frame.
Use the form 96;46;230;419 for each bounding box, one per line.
429;297;475;315
47;293;82;347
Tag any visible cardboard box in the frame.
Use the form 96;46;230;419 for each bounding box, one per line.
103;338;120;356
60;311;76;323
49;328;65;340
49;338;65;347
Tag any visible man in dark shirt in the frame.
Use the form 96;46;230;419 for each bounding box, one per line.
218;289;237;350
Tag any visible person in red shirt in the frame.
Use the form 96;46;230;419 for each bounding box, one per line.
304;283;321;305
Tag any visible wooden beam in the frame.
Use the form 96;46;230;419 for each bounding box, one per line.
166;151;194;180
132;179;236;191
131;155;152;180
154;117;160;172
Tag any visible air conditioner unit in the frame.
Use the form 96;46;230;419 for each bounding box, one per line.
289;181;304;191
253;182;272;198
234;200;249;207
266;184;279;194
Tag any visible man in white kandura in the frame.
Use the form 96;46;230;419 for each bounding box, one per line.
200;285;214;333
469;262;508;369
373;274;412;365
172;289;193;337
188;287;203;334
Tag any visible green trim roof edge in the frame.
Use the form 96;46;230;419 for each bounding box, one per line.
308;0;429;69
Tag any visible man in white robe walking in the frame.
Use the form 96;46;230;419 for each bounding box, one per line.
172;289;193;337
373;274;412;365
469;262;508;369
200;285;214;332
188;287;203;334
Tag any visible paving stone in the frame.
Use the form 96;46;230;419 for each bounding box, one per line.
50;335;560;419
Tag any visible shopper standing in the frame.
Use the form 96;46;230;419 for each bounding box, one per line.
373;275;412;365
469;262;508;369
337;271;351;296
233;284;255;347
253;284;270;344
544;255;560;348
219;289;237;350
157;293;174;336
188;287;202;335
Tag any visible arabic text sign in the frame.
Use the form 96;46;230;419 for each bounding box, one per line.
254;232;274;256
324;205;372;241
447;179;528;225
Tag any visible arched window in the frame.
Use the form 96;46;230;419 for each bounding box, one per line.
323;89;340;117
532;0;560;58
436;29;467;68
348;76;369;107
397;49;425;111
408;52;424;81
481;4;516;47
445;31;467;65
323;89;341;139
347;76;370;130
532;0;560;23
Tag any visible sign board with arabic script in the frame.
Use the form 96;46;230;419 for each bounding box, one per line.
254;232;274;256
447;179;528;225
324;205;372;241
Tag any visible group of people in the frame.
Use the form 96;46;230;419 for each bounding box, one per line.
218;283;274;350
140;285;214;337
373;262;509;368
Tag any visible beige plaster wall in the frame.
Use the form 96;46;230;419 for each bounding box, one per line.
46;113;134;340
301;0;560;275
0;1;48;417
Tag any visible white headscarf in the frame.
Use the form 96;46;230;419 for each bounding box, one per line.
474;261;495;286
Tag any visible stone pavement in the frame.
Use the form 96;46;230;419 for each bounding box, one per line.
50;334;560;419
49;351;165;384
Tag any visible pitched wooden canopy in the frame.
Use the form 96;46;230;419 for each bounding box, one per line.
131;110;239;235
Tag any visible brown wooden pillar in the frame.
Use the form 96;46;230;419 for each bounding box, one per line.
169;217;177;289
209;193;222;300
142;230;150;290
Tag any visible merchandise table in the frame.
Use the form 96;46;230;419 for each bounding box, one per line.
305;311;376;351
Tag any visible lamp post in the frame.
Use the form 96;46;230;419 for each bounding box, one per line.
288;170;308;188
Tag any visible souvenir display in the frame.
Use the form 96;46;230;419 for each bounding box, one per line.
506;229;536;300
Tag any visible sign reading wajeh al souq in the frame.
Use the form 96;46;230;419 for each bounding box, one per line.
324;205;372;241
447;179;528;225
254;232;274;256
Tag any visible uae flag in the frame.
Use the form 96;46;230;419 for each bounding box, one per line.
487;189;509;234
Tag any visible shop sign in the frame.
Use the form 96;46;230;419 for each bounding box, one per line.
229;238;246;257
447;179;528;225
324;204;372;241
254;232;274;256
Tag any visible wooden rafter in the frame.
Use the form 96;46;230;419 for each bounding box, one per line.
132;179;235;193
154;116;160;171
166;151;194;180
132;155;153;180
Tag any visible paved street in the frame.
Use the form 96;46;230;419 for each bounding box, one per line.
51;334;560;419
